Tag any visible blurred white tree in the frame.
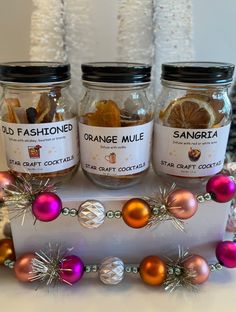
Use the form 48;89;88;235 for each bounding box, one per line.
30;0;193;97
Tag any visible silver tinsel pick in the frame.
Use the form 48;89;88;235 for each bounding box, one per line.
2;173;57;225
222;162;236;232
222;161;236;179
30;243;73;287
144;184;185;231
164;247;198;293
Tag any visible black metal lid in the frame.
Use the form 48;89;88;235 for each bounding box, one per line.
162;62;235;84
0;62;70;83
81;62;151;84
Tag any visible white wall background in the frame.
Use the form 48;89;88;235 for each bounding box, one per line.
0;0;236;64
193;0;236;64
0;0;32;62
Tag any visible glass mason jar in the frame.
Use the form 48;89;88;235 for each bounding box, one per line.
0;62;79;182
79;62;153;189
228;86;236;161
152;62;235;184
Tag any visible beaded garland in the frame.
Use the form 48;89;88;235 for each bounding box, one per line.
0;237;236;292
1;171;236;292
0;171;235;232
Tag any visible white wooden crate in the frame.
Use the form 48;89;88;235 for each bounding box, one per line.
11;170;230;262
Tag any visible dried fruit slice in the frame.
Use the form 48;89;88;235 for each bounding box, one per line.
161;96;216;129
14;107;28;123
208;99;224;124
36;105;50;123
83;100;121;127
186;93;224;124
185;92;209;102
5;98;21;123
55;112;64;121
36;93;57;123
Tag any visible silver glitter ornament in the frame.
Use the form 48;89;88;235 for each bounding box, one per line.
78;200;105;229
99;257;124;285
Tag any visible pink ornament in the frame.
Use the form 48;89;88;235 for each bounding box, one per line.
215;241;236;268
182;254;210;284
167;189;198;219
32;192;62;222
206;174;236;203
59;255;84;284
0;171;15;202
14;253;37;282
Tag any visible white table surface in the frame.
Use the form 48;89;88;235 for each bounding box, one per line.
0;266;236;312
1;137;236;312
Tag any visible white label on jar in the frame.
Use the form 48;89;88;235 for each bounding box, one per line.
0;118;79;173
79;121;153;176
153;123;231;177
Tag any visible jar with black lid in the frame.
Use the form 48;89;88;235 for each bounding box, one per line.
0;62;79;182
152;62;235;182
79;62;153;189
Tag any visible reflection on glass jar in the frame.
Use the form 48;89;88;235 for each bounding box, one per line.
79;62;153;189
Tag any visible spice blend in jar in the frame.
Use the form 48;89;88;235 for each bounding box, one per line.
152;62;235;181
79;62;153;189
0;62;79;182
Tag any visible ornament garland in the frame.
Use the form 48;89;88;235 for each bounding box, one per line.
0;171;235;231
0;237;236;292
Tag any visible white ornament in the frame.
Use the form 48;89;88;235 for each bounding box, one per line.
78;200;105;229
99;257;124;285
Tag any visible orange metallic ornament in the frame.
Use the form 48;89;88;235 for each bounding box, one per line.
0;238;15;264
122;198;151;228
139;255;167;286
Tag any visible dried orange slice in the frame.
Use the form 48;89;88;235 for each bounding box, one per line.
83;100;121;127
186;93;224;124
36;93;56;123
5;98;21;123
161;96;216;129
